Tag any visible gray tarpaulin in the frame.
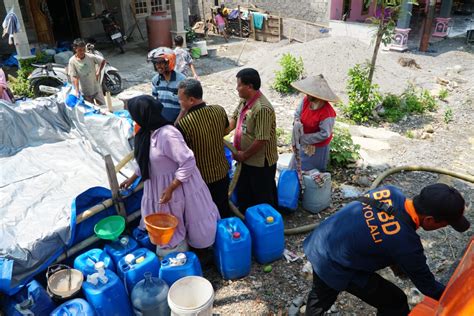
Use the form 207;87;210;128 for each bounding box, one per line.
0;95;136;293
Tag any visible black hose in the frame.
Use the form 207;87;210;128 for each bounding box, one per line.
225;140;474;236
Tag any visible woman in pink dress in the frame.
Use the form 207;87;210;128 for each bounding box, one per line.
0;68;13;103
121;95;220;250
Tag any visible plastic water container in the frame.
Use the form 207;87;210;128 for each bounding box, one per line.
104;235;139;266
194;41;208;56
245;204;285;264
82;262;133;316
167;276;214;316
277;169;300;211
159;252;202;287
131;272;170;316
302;172;332;214
117;248;161;294
214;217;251;279
133;227;156;251
2;279;56;316
224;146;233;176
74;248;115;276
50;298;94;316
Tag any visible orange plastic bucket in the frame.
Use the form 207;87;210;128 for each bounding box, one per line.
144;213;178;245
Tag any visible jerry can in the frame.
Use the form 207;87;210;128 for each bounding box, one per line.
117;248;160;294
159;251;202;287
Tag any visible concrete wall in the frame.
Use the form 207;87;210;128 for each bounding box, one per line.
199;0;329;24
330;0;377;22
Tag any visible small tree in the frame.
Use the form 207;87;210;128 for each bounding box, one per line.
367;0;405;85
273;53;304;94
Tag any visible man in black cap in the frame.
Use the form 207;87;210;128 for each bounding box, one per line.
303;183;470;315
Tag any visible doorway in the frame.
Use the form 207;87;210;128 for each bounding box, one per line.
46;0;81;44
342;0;352;20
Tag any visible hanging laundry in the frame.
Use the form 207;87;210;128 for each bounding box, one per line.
252;12;267;30
2;9;21;45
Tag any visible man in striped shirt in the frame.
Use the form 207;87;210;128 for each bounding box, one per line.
150;49;186;123
176;79;231;218
227;68;279;214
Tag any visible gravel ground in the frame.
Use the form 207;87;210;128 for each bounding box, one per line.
111;33;474;315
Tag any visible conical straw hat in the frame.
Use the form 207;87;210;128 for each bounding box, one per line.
291;74;339;102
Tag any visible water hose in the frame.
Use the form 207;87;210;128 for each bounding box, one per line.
370;165;474;190
224;141;474;235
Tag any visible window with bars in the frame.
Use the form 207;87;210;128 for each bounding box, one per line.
134;0;149;16
134;0;171;17
151;0;171;13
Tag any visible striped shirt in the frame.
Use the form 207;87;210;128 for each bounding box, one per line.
232;93;278;167
177;103;230;184
151;70;186;122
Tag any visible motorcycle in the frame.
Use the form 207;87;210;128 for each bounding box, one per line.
28;43;123;97
96;10;126;53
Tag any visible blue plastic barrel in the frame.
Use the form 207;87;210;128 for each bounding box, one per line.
82;268;132;316
132;227;156;251
214;217;251;279
277;169;300;211
104;235;139;266
117;248;161;294
245;204;285;264
74;248;115;276
159;252;202;287
2;279;56;315
50;298;94;316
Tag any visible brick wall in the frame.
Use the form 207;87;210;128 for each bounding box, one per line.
198;0;329;24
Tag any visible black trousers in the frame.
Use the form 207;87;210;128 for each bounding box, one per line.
207;174;231;219
235;162;277;214
306;271;410;316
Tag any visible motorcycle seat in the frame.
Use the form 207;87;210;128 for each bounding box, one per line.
32;63;66;69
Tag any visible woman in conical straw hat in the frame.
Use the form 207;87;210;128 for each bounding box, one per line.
290;74;339;172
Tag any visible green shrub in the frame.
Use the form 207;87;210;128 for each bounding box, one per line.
438;88;448;101
273;53;304;94
9;77;34;98
381;93;405;122
419;89;437;112
185;27;197;44
405;130;414;139
330;125;360;168
9;52;48;98
402;85;437;114
444;106;453;124
344;63;382;123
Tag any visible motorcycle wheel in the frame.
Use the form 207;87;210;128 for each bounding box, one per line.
102;71;122;95
114;39;125;54
31;78;63;97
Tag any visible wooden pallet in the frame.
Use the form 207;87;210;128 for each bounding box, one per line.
249;12;282;43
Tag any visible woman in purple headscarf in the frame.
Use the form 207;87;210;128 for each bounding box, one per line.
120;95;220;253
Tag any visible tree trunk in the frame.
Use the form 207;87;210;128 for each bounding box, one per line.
368;4;386;85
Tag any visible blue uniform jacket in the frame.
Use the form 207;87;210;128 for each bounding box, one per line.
303;185;445;299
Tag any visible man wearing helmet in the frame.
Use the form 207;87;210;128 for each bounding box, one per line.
148;47;186;123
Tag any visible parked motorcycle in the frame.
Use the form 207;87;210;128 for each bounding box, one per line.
28;44;122;97
96;10;126;53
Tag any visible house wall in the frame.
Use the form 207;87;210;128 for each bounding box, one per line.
330;0;377;22
199;0;329;24
75;0;108;40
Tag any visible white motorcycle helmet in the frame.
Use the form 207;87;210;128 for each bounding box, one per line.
147;47;175;63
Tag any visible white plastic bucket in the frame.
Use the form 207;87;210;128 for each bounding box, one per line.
167;276;214;315
194;41;208;56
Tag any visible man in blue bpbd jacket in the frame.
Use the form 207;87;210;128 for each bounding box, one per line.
303;183;470;315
